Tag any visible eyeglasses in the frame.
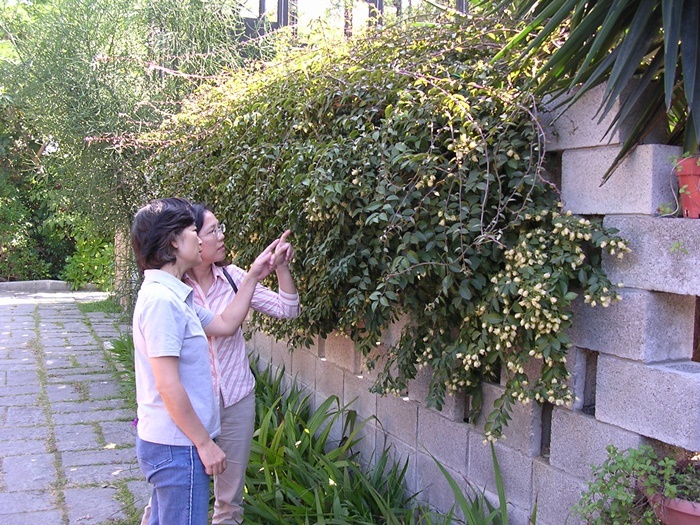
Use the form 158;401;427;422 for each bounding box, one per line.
203;223;226;238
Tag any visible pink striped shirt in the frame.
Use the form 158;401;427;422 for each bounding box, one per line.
184;264;300;407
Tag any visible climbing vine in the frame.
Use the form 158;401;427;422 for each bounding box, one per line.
142;12;628;439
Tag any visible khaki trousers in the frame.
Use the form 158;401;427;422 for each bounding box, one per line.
212;390;256;525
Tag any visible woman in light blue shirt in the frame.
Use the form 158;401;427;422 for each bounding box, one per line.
131;197;282;525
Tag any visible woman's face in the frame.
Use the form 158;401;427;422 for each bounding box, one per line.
198;211;227;265
173;224;202;272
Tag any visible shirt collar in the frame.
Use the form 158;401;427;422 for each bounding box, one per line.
143;269;194;302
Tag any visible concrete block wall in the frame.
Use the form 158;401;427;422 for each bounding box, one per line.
248;85;698;524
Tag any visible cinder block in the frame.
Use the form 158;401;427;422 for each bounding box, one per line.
323;332;360;374
343;372;378;422
382;431;419;497
270;337;293;375
248;330;272;362
345;414;378;470
415;449;469;516
315;358;344;405
417;406;469;470
251;348;271;374
468;439;533;509
376;393;419;446
549;408;643;479
475;383;542;457
359;346;387;383
569;289;695;362
597;355;700;450
408;365;468;423
309;335;324;358
380;314;409;348
532;458;587;525
562;144;680;215
604;215;700;296
541;82;668;152
308;390;346;450
566;347;588;412
290;345;317;390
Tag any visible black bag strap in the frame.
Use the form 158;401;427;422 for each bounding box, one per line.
221;267;238;293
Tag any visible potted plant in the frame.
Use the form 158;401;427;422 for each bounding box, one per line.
674;156;700;219
575;444;700;525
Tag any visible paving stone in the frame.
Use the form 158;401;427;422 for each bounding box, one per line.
61;447;136;467
0;490;55;514
45;384;83;403
128;480;152;518
4;406;47;427
0;439;47;457
44;372;114;383
0;361;36;372
64;462;141;486
101;421;137;448
6;349;34;360
0;384;42;396
54;424;100;452
87;381;122;400
0;426;50;442
52;408;134;426
1;510;64;525
65;487;126;524
5;371;40;387
51;399;124;414
2;454;57;491
0;393;39;407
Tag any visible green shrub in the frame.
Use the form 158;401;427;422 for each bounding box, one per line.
61;233;115;291
575;444;700;525
0;191;51;281
246;361;424;524
143;12;628;440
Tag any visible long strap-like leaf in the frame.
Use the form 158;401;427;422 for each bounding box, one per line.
680;0;700;148
662;0;683;110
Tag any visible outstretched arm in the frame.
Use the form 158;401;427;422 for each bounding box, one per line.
272;230;297;296
203;234;281;337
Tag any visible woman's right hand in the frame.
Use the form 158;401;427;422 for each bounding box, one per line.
197;439;227;476
247;237;280;282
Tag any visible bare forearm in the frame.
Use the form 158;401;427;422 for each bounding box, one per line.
219;273;256;329
276;265;297;295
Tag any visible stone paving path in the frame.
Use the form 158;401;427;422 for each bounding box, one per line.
0;282;150;525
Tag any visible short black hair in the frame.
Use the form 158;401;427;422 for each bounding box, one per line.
131;197;195;273
191;203;213;234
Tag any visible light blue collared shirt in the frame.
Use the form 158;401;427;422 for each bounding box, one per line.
133;269;219;445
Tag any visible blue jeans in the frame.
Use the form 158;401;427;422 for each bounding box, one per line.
136;437;210;525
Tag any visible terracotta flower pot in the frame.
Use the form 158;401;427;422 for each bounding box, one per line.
649;492;700;525
674;156;700;218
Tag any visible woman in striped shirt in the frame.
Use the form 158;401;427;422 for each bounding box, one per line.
184;204;300;525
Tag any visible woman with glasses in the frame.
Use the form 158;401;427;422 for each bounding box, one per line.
182;203;300;525
130;198;286;525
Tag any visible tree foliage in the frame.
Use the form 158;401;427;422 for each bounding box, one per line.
143;12;628;439
491;0;700;182
0;0;281;284
0;0;280;230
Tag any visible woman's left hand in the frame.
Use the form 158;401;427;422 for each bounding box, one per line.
273;230;294;269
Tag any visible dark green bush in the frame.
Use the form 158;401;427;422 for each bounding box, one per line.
60;232;115;291
0;187;51;281
143;12;628;439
